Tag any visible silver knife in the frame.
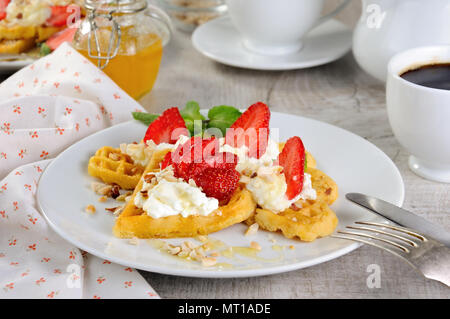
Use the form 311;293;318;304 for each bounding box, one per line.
346;193;450;247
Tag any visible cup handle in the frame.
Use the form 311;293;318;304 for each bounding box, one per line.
311;0;351;29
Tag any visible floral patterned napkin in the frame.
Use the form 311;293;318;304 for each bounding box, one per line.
0;43;159;299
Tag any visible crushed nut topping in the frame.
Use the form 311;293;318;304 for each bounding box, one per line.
128;237;139;245
201;257;217;267
245;223;259;236
250;241;261;251
144;173;156;183
105;204;125;215
116;192;132;202
110;184;121;199
85;204;96;214
91;182;113;196
98;196;107;203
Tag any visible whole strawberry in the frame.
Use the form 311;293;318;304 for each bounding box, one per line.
165;137;238;182
194;167;240;204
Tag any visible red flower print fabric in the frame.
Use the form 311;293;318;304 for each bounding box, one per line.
0;43;158;299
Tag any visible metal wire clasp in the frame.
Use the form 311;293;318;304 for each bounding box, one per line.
87;8;122;70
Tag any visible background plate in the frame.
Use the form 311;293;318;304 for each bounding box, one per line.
37;112;404;278
192;17;352;71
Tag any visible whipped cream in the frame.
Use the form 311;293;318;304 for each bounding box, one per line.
134;166;218;219
219;137;280;175
244;165;316;213
120;142;153;166
120;134;190;167
6;0;50;26
220;137;316;213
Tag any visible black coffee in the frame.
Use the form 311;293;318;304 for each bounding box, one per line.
400;63;450;90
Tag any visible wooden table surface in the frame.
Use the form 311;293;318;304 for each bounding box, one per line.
137;25;450;299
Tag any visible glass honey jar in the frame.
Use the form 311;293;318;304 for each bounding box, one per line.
72;0;172;100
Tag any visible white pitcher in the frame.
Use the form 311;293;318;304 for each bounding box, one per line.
353;0;450;82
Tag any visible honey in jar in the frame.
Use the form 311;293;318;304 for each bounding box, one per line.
73;0;171;100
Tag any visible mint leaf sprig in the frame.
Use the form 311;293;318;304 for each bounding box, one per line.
132;101;242;136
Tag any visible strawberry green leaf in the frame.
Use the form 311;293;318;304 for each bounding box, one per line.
40;43;52;56
207;105;242;136
180;101;205;121
132;112;159;125
180;101;206;135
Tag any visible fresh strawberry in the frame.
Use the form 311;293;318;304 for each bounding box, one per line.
194;167;240;204
0;0;11;20
204;152;238;171
164;136;239;191
45;26;77;51
161;152;172;170
278;136;305;200
143;107;188;145
225;102;270;159
46;5;75;27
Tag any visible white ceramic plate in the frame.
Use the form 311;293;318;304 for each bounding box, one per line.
192;17;352;71
0;57;35;73
37;112;404;278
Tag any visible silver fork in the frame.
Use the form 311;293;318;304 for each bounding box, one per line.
332;221;450;287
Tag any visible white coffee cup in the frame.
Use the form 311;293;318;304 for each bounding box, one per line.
225;0;350;55
386;46;450;183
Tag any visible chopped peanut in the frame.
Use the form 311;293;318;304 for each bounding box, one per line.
85;204;96;214
98;196;107;203
250;241;261;251
201;257;217;267
128;237;139;245
245;223;259;236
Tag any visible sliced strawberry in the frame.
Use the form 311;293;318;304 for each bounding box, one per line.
278;136;305;200
225;102;270;159
143;107;188;145
194;167;240;204
161;152;173;170
46;5;75;27
0;0;11;20
45;26;77;51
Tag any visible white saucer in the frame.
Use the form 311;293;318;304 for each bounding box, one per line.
192;16;352;71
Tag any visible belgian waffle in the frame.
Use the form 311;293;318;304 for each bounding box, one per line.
88;146;145;190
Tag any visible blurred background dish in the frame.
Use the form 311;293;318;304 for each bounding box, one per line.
192;16;352;71
156;0;227;32
353;0;450;82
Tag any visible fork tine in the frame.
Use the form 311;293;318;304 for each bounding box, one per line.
331;234;408;257
337;230;410;253
347;225;418;247
355;221;427;242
